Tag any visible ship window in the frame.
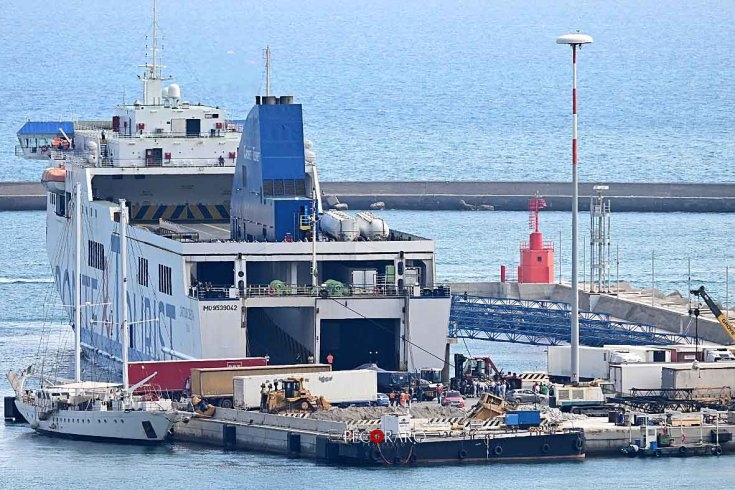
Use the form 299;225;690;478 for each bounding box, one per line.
263;180;273;196
138;258;149;286
295;179;306;196
159;264;172;295
88;241;105;270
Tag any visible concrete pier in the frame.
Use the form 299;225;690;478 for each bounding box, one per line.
2;181;735;212
561;418;735;456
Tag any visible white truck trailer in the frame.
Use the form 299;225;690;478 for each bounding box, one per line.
547;345;644;382
233;369;377;409
609;363;665;395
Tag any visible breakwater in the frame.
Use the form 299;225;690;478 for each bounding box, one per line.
2;181;735;212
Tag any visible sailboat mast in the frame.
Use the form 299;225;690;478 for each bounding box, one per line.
119;199;129;392
74;182;82;382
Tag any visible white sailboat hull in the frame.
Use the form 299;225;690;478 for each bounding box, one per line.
15;399;177;443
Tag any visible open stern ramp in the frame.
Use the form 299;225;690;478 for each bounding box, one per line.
449;295;694;346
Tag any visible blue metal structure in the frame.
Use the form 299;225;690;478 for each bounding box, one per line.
230;97;313;242
449;294;694;347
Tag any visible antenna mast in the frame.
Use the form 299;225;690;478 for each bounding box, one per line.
265;45;271;96
152;0;158;79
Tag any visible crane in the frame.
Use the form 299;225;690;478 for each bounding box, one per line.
690;286;735;342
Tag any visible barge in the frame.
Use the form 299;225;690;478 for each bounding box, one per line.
172;408;585;465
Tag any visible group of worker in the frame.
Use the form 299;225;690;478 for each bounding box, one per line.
387;390;412;407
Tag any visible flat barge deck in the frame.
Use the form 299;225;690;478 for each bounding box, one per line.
172;408;585;465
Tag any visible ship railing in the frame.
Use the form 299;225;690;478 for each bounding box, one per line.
74;120;113;130
189;283;451;300
519;240;555;251
113;130;240;139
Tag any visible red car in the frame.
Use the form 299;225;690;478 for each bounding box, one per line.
441;390;465;408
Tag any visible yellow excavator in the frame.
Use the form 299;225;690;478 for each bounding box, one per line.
690;286;735;342
266;377;331;414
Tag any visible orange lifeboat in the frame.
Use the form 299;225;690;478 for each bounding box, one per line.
41;165;66;193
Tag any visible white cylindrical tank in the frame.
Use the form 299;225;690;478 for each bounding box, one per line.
319;210;359;241
356;211;390;240
161;86;170;98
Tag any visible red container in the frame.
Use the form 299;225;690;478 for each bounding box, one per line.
128;357;268;394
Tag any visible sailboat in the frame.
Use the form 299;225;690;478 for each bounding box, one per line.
7;185;179;442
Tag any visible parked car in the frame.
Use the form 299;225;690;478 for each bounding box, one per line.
441;390;465;408
506;389;548;404
374;393;390;407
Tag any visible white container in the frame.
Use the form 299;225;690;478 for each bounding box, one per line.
609;363;664;395
661;363;735;390
356;211;390;240
233;369;377;409
381;415;411;437
319;210;360;241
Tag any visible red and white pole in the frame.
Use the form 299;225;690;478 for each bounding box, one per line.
557;33;593;384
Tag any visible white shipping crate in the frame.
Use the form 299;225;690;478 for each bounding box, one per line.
381;415;411;437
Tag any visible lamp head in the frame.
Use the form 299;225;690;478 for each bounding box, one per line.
556;33;594;45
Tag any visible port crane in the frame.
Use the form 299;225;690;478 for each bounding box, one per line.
690;286;735;342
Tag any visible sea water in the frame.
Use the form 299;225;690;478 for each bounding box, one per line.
1;0;735;487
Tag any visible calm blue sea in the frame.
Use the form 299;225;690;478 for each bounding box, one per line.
2;0;735;487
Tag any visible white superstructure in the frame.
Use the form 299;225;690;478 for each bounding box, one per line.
21;15;451;377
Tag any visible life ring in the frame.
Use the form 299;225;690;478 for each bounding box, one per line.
714;446;722;456
679;446;687;455
541;443;551;453
574;437;584;451
493;444;503;456
267;286;276;296
458;449;468;460
654;449;662;457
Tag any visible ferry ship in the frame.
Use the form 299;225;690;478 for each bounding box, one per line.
17;29;451;375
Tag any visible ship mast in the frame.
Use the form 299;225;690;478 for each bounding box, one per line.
141;0;164;105
74;183;82;383
119;199;130;395
265;45;271;96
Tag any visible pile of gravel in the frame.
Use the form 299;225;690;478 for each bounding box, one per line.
309;404;465;422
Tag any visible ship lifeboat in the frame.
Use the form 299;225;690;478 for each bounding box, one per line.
41;165;65;193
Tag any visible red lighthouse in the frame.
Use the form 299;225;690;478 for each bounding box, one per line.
518;194;554;283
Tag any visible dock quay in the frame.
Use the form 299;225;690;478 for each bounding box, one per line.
560;416;735;457
2;181;735;212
